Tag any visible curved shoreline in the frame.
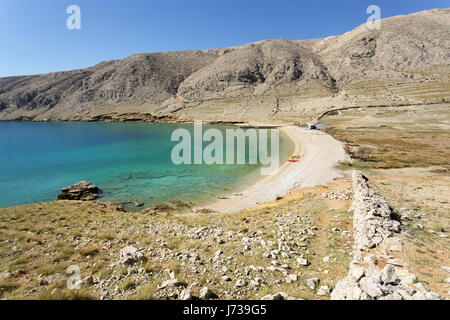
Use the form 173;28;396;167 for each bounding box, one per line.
206;126;349;213
0;123;348;213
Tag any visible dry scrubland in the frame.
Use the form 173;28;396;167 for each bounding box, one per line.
0;8;449;300
326;103;450;170
323;103;450;297
1;102;449;300
0;184;354;300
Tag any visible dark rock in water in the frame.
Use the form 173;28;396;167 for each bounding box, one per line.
57;181;99;201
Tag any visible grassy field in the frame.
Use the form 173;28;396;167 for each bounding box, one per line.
328;129;450;170
0;181;354;300
324;103;450;170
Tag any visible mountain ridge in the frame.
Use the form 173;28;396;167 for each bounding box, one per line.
0;8;449;123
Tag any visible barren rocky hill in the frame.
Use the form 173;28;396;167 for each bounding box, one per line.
0;8;449;122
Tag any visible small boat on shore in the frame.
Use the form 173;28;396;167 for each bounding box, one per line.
288;155;302;162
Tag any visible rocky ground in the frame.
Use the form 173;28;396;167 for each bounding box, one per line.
324;103;450;299
0;160;448;300
367;169;450;297
332;171;445;300
1;91;449;300
0;181;355;300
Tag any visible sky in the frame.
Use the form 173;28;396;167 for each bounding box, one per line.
0;0;448;77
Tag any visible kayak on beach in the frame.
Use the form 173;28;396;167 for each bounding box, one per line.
288;155;302;162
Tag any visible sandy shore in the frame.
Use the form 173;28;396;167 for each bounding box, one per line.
207;126;349;213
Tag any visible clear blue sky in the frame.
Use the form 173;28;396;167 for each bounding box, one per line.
0;0;448;77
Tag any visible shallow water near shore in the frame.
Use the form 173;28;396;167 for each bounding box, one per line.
0;122;293;209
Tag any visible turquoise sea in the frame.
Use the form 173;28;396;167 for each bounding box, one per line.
0;122;293;209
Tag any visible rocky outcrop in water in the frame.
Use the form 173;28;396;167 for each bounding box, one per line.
57;181;99;201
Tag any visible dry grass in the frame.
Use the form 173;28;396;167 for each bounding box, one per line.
0;182;354;300
322;102;450;298
327;129;450;170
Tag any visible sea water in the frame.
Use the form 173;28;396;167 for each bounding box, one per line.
0;122;293;209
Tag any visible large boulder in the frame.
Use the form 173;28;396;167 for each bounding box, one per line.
57;181;99;201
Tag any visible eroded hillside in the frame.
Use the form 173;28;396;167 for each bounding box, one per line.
0;8;449;123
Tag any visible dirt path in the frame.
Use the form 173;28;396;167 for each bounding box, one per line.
207;126;349;213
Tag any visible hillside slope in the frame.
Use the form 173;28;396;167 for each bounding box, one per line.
0;8;449;123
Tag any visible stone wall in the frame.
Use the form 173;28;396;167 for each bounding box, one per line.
331;171;443;300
